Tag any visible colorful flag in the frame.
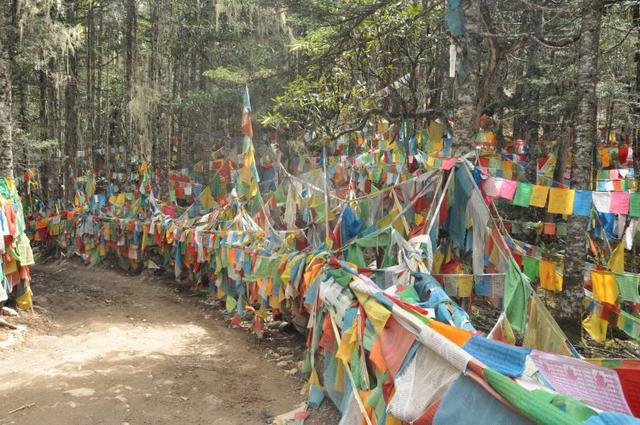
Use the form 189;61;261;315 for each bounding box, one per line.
547;188;575;215
592;192;611;213
241;85;253;139
530;185;549;208
512;183;533;208
573;190;592;216
630;193;640;217
610;192;630;215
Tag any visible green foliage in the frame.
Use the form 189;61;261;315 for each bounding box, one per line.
263;1;447;141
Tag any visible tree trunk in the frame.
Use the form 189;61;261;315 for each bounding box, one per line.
64;0;79;202
87;0;96;169
97;4;104;172
39;68;50;203
560;0;605;327
633;5;639;187
125;0;137;150
148;0;159;167
46;58;57;141
523;8;542;183
0;1;15;179
452;0;482;153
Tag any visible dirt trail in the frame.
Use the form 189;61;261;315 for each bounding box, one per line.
0;260;337;425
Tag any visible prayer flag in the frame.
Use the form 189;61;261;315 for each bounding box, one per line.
615;273;640;304
512;182;533;207
543;222;556;236
610;192;630;215
484;177;502;198
529;185;549;208
608;241;625;273
539;259;562;291
522;256;539;280
504;259;533;334
573;190;592;216
591;270;619;305
630;193;640;217
582;311;608;342
547;188;575;215
592;192;611;213
499;180;518;201
241;85;253;139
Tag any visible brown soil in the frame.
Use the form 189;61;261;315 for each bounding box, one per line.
0;259;340;425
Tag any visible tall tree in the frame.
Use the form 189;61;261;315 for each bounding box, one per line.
64;0;79;201
560;0;605;325
124;0;137;147
0;0;15;179
452;0;483;152
86;0;98;169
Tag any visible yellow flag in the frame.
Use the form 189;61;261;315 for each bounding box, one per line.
353;291;391;335
199;186;215;211
608;241;625;273
539;259;562;292
547;188;575;215
530;185;550;208
501;315;517;345
582;311;608;343
336;324;358;363
591;270;618;304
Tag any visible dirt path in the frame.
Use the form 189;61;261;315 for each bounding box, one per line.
0;260;337;425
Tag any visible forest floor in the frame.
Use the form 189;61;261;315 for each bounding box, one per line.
0;259;340;425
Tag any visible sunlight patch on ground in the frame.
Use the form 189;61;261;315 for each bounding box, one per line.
0;324;211;391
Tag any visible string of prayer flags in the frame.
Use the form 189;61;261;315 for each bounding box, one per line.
480;165;638;216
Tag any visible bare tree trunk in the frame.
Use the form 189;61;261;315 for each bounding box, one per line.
64;0;79;202
523;8;542;183
148;0;159;167
46;57;61;201
46;58;56;141
452;0;482;153
560;0;605;328
0;0;15;179
97;4;105;172
39;68;50;203
633;5;639;187
87;0;96;169
16;70;28;177
124;0;137;151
